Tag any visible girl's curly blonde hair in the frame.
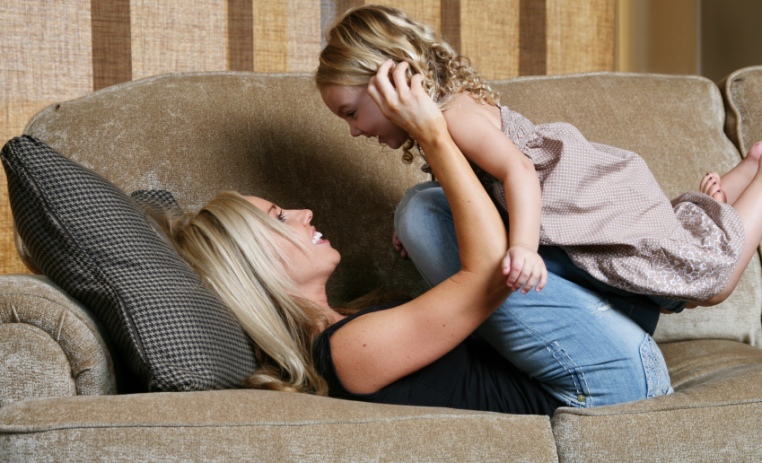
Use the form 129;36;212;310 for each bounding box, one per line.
316;4;500;164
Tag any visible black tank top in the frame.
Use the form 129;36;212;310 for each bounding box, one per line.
313;304;560;416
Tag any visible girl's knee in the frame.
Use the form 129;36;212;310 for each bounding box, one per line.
394;182;449;241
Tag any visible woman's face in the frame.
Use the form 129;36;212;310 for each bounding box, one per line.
246;196;341;288
320;84;409;149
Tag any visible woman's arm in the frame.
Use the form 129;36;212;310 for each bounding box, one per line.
442;102;546;294
329;60;512;394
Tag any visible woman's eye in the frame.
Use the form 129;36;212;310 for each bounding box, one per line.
277;210;286;222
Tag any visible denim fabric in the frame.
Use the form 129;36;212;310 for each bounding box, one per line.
394;182;673;407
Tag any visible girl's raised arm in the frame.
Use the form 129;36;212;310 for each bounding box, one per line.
329;60;511;394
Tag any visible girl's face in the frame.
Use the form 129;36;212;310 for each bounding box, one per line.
245;196;341;288
320;84;409;149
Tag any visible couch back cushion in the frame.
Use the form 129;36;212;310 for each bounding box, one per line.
722;65;762;156
23;73;431;305
491;73;762;345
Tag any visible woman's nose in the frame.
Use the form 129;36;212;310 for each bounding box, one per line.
301;209;313;224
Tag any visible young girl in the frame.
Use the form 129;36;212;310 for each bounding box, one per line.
316;4;762;310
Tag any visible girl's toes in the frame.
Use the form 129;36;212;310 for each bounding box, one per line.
712;189;727;203
700;172;720;194
700;173;727;203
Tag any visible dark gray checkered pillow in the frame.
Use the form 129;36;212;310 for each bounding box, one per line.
1;135;256;391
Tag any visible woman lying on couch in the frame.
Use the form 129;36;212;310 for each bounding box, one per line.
161;65;671;414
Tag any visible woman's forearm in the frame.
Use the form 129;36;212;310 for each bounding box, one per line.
420;134;507;274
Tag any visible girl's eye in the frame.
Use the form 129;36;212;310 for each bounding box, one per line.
346;111;355;119
277;210;286;222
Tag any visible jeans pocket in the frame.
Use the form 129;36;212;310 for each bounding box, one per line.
639;335;674;398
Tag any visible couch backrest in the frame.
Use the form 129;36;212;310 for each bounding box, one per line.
23;72;430;305
722;65;762;156
23;71;762;345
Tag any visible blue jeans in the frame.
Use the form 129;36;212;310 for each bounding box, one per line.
394;182;673;407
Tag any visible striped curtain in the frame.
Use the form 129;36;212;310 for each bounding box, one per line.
0;0;614;274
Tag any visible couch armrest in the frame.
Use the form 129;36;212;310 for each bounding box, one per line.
0;275;116;406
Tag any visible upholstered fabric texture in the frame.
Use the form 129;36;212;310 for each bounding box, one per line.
0;275;116;407
722;65;762;156
0;275;116;406
1;136;257;391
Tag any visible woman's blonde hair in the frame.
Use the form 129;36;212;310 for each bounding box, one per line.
316;4;500;163
164;191;329;394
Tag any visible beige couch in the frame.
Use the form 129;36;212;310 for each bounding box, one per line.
2;67;762;462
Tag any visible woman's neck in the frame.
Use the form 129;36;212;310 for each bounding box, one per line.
300;284;346;327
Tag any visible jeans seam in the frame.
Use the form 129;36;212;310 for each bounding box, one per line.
504;308;591;408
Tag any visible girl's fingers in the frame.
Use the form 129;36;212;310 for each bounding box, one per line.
536;270;548;292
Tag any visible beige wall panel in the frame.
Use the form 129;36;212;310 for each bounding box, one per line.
649;0;697;76
460;0;520;80
1;0;93;274
615;0;649;72
547;0;615;75
131;0;227;79
287;0;322;72
253;1;288;72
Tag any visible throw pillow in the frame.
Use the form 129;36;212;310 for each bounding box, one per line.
1;135;257;391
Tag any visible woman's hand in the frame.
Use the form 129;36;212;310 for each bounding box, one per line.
502;246;547;293
392;231;409;259
367;60;447;146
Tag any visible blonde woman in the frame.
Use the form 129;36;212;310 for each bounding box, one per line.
167;64;669;412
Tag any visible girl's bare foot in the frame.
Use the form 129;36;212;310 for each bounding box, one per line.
711;141;762;205
700;172;727;203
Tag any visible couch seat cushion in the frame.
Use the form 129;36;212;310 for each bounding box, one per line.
552;339;762;462
0;390;559;463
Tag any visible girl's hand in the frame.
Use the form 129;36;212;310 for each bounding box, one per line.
502;246;547;293
392;231;409;259
367;60;447;145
